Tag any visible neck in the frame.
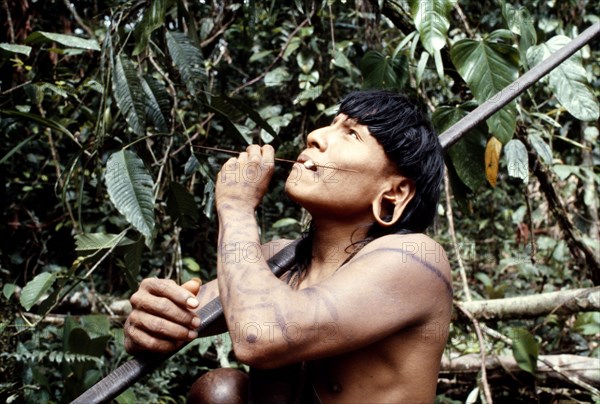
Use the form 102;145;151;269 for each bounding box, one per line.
308;216;371;272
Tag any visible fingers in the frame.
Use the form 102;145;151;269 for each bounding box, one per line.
125;278;203;355
124;317;191;354
139;277;199;308
182;278;202;299
246;144;274;165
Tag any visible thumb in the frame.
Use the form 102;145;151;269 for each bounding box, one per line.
182;277;202;296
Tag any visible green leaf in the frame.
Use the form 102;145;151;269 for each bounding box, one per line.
502;2;536;66
552;164;580;181
3;283;16;299
0;109;75;139
528;132;553;164
81;315;111;338
432;105;487;191
359;51;408;90
133;0;169;56
573;312;600;336
68;328;110;357
122;237;144;291
112;54;146;137
504;139;529;183
25;31;100;51
0;43;32;57
141;75;170;133
410;0;452;54
527;35;599;121
451;36;519;143
166;182;199;228
75;232;135;253
20;272;57;311
105;150;156;245
511;327;539;374
272;218;300;228
0;133;37;164
264;66;292;87
166;31;204;96
224;96;279;140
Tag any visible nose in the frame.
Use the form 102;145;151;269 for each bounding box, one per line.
306;126;328;151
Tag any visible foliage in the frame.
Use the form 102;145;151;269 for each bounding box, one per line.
0;0;598;402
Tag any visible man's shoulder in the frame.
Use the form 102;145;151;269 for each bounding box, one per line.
361;233;447;260
356;233;451;288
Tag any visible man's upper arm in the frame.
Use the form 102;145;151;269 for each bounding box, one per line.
235;234;452;367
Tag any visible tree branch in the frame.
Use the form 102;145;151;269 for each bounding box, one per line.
457;287;600;320
440;353;600;390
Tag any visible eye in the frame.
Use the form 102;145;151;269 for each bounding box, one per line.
347;130;359;139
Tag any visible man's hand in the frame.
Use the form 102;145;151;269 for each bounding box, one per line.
124;278;202;354
216;144;275;214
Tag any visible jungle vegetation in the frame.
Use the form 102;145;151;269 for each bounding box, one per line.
0;0;598;402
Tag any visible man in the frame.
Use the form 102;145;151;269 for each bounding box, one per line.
125;90;452;403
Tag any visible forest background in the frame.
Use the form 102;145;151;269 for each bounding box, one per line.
0;0;598;402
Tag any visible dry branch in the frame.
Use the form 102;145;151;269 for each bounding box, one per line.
440;353;600;388
457;287;600;320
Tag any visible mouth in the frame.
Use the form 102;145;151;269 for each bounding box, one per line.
296;153;318;171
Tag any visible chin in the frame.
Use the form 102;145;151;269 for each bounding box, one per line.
284;182;309;208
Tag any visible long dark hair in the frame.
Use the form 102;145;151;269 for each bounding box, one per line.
294;90;444;272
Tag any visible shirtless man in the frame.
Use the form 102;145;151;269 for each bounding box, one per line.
124;90;452;403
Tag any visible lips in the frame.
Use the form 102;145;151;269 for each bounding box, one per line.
296;153;318;171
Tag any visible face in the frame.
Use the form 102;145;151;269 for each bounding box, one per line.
285;113;399;222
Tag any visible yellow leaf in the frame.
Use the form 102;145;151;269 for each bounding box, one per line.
485;136;502;187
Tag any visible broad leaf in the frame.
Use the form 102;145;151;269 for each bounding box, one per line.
504;139;529;183
502;2;536;65
3;283;16;299
451;36;519;143
485;136;502;187
527;35;599;121
112;54;146;137
25;31;100;51
20;272;57;311
527;131;553;164
359;51;408;90
410;0;452;54
141;75;170;133
105;150;155;245
166;31;204;96
75;232;136;253
511;327;539;374
264;67;292;87
133;0;169;56
433;104;487;191
0;43;32;57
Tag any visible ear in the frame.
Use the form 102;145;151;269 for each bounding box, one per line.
371;177;416;227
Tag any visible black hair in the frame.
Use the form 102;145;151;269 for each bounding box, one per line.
293;90;444;274
338;90;444;236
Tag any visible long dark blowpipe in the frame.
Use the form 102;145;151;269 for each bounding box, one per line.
71;21;600;404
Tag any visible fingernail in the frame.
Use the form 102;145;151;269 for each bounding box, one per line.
186;297;199;308
188;330;198;339
192;317;201;328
